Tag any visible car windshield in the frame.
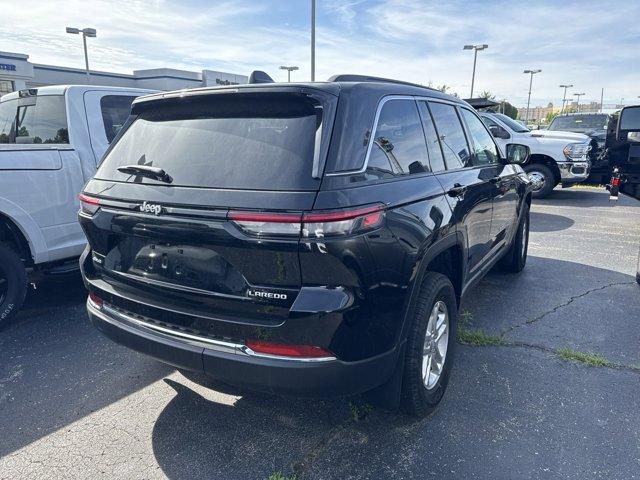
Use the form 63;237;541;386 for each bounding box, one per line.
548;114;609;132
492;113;530;133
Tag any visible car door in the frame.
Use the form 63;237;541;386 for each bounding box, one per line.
424;100;494;275
460;107;519;247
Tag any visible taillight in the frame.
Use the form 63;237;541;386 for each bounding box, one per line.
228;203;385;238
79;193;100;215
611;177;621;187
302;204;384;238
245;340;335;359
88;292;103;309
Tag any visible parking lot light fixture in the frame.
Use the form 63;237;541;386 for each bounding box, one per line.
523;69;542;124
463;44;488;98
573;92;585;112
560;84;573;113
279;65;299;82
66;27;97;83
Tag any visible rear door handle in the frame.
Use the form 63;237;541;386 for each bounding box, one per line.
447;184;467;198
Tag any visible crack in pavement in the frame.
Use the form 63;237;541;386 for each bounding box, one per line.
499;280;636;339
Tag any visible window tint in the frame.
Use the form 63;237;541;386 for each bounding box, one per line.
365;99;430;179
0;99;16;143
480;115;499;129
97;93;324;191
460;108;499;166
417;101;446;172
15;96;68;144
428;102;470;169
100;95;137;143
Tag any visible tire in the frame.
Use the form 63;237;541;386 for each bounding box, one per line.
400;271;458;417
524;164;555;199
499;206;530;273
0;244;28;329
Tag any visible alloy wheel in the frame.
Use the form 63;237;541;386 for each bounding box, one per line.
422;300;449;390
527;170;546;192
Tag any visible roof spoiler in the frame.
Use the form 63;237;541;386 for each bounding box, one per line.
328;74;428;89
464;98;500;110
249;70;275;84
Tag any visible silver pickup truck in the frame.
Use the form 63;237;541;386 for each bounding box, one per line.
0;85;154;326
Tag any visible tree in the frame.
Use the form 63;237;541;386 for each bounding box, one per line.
480;90;495;100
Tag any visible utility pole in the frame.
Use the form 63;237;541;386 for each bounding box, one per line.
600;88;604;113
310;0;316;82
279;65;299;82
523;69;542;124
573;92;585;112
66;27;97;83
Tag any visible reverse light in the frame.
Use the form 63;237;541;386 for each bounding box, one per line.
79;193;100;215
228;204;385;238
245;340;335;359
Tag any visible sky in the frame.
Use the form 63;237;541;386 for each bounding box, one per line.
0;0;638;108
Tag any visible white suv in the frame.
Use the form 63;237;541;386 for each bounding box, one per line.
480;112;591;198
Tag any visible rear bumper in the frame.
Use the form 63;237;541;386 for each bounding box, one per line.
87;300;399;397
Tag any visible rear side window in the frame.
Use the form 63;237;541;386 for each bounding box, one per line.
15;96;69;144
0;99;15;143
100;95;137;143
365;99;429;179
417;101;446;172
460;108;499;166
97;93;324;191
428;102;470;169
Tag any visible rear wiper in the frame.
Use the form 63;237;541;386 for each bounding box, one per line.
117;165;173;183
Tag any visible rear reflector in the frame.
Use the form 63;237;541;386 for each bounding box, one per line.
79;193;100;215
228;203;385;238
245;340;334;359
88;292;103;309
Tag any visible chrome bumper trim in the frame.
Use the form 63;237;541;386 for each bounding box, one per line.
87;299;337;363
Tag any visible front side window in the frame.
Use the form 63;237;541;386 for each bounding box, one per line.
15;96;69;144
460;108;499;166
365;99;430;179
428;102;470;170
100;95;137;143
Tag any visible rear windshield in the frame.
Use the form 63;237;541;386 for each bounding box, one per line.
0;96;69;144
96;93;323;191
548;114;609;132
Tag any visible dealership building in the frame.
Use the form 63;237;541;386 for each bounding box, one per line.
0;50;248;96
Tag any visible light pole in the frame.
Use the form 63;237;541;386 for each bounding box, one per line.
279;65;299;82
463;44;488;98
573;92;585;112
559;84;573;113
523;69;542;124
66;27;97;82
310;0;316;81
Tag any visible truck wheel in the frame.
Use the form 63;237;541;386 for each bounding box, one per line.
0;244;27;329
499;206;530;273
400;272;457;417
524;164;555;198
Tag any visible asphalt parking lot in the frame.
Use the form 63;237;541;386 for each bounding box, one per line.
1;187;639;480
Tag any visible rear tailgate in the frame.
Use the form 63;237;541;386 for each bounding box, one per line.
80;88;336;327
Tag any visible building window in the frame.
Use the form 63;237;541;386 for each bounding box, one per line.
0;80;14;96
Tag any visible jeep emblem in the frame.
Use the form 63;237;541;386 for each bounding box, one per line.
140;201;163;215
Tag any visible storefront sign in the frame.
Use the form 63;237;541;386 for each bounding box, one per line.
0;64;17;72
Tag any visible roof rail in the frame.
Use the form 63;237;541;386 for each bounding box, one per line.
327;74;431;90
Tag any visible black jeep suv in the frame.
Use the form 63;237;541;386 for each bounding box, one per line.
79;75;533;416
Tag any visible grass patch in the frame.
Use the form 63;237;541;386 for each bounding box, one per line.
267;473;296;480
456;327;503;346
555;348;611;367
459;309;474;327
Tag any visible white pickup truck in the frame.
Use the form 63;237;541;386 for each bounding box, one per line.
480;112;592;198
0;85;154;325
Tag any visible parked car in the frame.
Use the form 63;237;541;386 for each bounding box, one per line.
0;85;155;326
480;112;591;198
79;74;533;416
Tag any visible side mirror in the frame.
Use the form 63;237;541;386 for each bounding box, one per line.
618;105;640;141
506;144;530;164
490;125;510;139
